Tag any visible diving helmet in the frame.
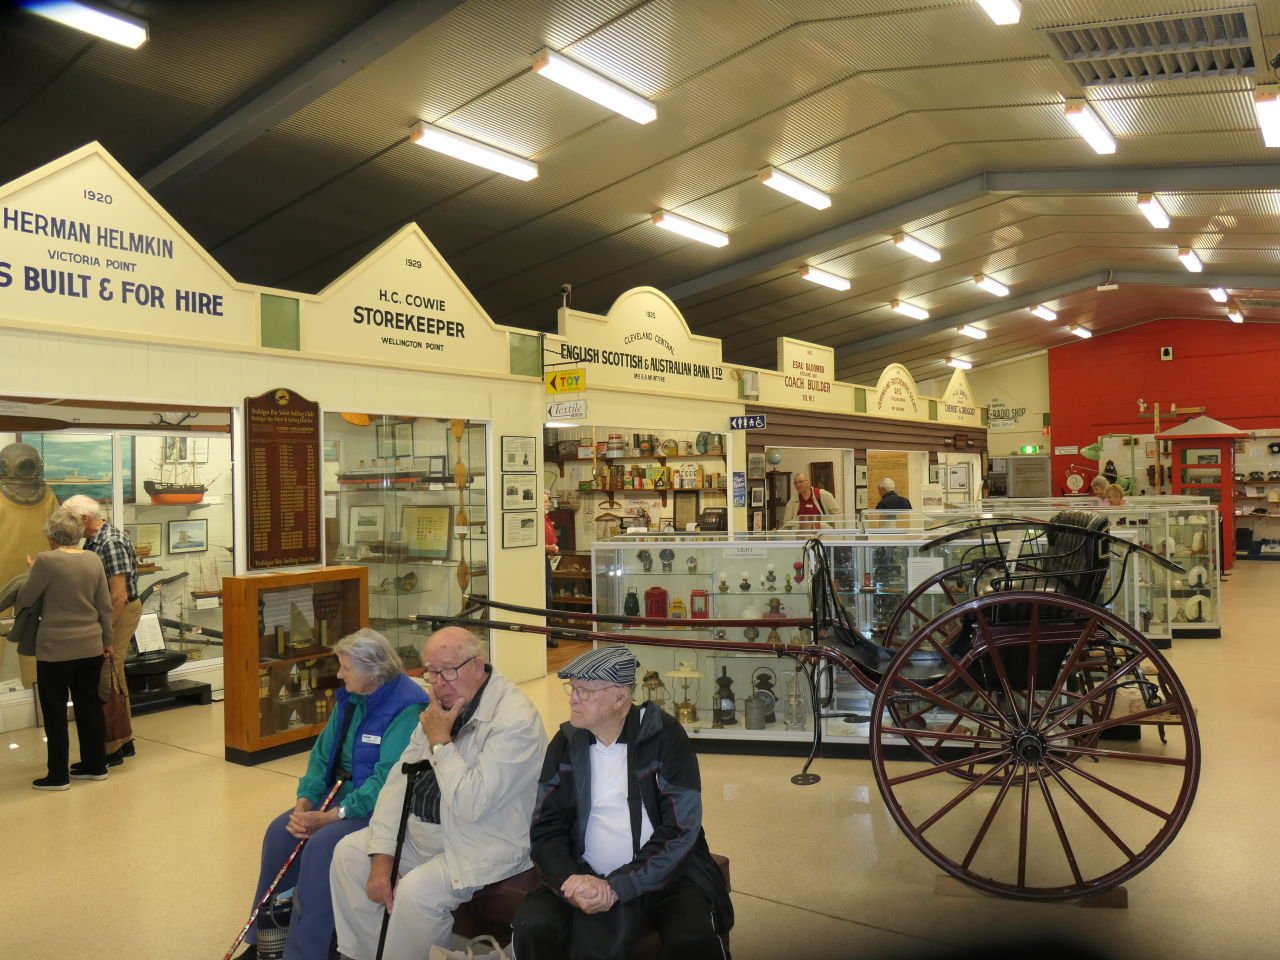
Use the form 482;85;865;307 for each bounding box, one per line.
0;442;47;505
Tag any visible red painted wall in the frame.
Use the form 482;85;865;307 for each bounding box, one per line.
1048;318;1280;491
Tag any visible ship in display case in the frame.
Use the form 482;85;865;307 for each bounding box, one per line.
223;565;368;764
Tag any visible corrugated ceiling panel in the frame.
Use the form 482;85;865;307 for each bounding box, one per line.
854;59;1071;111
1094;90;1258;135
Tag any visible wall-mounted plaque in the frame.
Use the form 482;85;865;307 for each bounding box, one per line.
246;387;322;569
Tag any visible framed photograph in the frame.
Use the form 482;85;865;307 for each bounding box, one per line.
501;435;537;470
502;473;538;510
502;510;539;548
855;487;869;510
809;460;834;494
747;453;766;480
167;519;208;554
124;523;162;559
348;505;384;543
401;505;453;560
424;454;448;479
855;464;868;487
749;485;765;507
323;440;340;463
751;509;764;532
376;421;413;458
947;463;971;491
929;464;942;484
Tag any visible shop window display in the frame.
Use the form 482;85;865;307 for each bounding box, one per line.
325;415;489;665
1;421;235;705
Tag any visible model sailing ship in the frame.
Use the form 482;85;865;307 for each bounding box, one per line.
145;441;206;504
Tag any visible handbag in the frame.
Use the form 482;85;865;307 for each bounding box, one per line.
102;659;133;743
11;594;43;657
428;935;508;960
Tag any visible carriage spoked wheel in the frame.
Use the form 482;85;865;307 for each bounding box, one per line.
869;591;1200;900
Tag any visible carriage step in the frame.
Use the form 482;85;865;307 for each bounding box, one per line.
934;875;1128;908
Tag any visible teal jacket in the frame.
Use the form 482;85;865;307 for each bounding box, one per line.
296;680;426;818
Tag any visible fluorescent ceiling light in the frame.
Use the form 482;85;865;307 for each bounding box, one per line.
758;167;832;210
411;123;537;181
1253;85;1280;147
544;420;582;428
1137;194;1170;228
977;0;1021;25
946;357;973;370
893;233;941;262
1228;309;1244;323
532;49;656;124
957;324;988;340
802;266;850;291
892;299;929;320
1208;287;1228;303
22;0;148;47
651;210;729;247
973;274;1009;297
1030;304;1057;321
1064;99;1116;155
1177;247;1203;272
1069;325;1093;339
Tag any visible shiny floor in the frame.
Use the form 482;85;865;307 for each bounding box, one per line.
3;563;1279;959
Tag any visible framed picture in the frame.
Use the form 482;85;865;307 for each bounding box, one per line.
751;509;764;532
747;453;766;480
401;505;453;560
673;490;699;530
167;519;208;554
809;460;834;494
855;487;869;510
501;435;537;470
749;485;765;507
21;431;116;504
376;421;413;458
929;464;943;484
348;505;384;543
187;438;210;463
424;454;448;479
855;464;868;487
502;473;538;510
124;523;162;558
502;510;539;548
948;463;970;491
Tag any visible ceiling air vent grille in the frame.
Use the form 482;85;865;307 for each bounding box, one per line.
1041;10;1258;86
1237;298;1280;309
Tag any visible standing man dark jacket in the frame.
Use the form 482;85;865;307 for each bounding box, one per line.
874;478;912;511
513;646;732;959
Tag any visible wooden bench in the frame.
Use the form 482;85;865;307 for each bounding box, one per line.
453;854;731;958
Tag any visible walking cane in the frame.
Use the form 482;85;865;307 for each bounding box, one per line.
221;778;345;960
375;759;431;960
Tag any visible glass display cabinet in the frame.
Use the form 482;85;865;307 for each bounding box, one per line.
326;416;489;666
223;565;368;764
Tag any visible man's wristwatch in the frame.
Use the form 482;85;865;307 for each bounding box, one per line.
431;740;450;757
337;805;347;820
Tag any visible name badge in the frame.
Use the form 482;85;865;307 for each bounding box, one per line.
360;734;382;745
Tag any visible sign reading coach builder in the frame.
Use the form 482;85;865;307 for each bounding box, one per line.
546;287;736;400
299;225;510;375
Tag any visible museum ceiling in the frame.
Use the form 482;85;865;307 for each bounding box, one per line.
4;0;1280;385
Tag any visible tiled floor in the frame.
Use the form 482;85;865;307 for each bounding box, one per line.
2;562;1278;959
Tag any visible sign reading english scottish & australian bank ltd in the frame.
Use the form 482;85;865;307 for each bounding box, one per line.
546;287;736;401
299;224;513;376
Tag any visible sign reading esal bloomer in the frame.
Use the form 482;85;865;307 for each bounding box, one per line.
547;287;736;400
299;225;510;375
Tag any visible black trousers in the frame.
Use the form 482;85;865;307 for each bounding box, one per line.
37;655;107;778
512;875;728;960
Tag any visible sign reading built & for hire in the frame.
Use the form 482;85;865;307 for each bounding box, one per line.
299;225;512;376
546;287;736;401
0;143;255;346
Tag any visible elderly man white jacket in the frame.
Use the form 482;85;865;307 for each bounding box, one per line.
330;665;546;960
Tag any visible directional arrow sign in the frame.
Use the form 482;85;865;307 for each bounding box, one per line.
728;414;766;430
545;369;586;394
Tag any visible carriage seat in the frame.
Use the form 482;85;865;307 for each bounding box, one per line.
452;855;732;958
1040;510;1111;605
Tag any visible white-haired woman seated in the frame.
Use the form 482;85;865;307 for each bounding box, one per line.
238;629;427;960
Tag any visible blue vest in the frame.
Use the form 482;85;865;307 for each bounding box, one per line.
326;674;428;788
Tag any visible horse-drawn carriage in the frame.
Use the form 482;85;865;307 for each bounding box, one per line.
452;511;1200;902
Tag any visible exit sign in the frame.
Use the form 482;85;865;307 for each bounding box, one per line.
1019;444;1041;454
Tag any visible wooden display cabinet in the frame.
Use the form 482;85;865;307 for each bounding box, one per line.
223;565;368;765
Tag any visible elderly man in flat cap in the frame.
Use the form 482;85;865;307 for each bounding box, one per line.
512;646;733;959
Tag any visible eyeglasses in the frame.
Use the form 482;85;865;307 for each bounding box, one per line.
425;656;476;683
563;682;620;700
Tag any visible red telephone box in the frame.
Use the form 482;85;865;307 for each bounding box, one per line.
1157;416;1247;571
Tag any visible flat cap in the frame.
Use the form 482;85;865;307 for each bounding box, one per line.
557;645;638;685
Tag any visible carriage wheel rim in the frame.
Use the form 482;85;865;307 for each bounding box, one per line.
869;591;1201;901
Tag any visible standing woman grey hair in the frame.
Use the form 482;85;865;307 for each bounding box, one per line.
236;628;428;960
16;507;114;790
